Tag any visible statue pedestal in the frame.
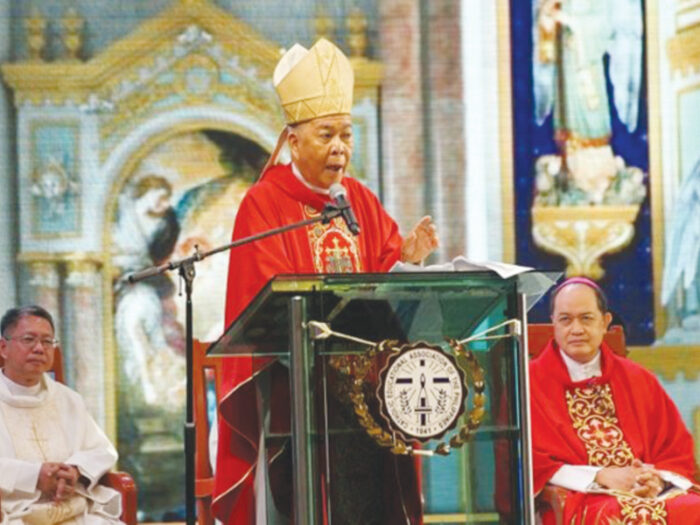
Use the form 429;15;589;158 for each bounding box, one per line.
532;205;640;279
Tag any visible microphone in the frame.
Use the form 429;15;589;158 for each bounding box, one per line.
329;183;361;236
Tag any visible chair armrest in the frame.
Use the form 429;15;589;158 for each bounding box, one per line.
100;471;137;525
195;476;214;497
536;484;569;525
195;477;216;525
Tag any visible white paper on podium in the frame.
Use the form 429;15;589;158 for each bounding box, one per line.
390;255;533;279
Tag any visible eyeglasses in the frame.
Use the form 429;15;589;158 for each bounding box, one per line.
3;335;59;349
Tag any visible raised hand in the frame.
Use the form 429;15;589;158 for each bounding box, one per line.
400;216;439;264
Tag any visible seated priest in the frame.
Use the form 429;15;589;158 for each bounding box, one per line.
530;277;700;524
213;38;439;524
0;305;123;524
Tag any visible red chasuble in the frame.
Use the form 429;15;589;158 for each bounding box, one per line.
530;339;700;524
213;164;406;524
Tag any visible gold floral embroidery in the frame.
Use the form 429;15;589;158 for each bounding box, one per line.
565;384;669;524
565;384;635;468
304;204;362;273
616;495;667;525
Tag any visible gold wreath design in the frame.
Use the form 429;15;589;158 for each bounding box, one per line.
329;338;486;456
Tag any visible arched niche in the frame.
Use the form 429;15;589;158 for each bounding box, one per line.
103;118;269;516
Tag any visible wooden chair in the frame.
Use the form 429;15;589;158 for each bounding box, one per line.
527;323;626;525
101;471;137;524
0;348;137;525
527;323;628;359
193;339;223;525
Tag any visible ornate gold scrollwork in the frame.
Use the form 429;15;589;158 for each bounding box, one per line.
532;205;640;279
61;8;85;62
25;8;47;62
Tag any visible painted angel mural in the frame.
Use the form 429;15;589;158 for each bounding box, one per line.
109;131;264;518
112;173;185;408
524;0;654;342
661;158;700;343
532;0;646;206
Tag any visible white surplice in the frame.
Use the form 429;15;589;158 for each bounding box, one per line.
0;371;123;524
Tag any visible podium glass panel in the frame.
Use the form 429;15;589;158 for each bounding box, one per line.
209;271;557;524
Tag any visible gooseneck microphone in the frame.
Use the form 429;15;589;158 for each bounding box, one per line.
329;183;361;236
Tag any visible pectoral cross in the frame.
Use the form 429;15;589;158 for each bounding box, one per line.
325;238;353;273
30;420;49;461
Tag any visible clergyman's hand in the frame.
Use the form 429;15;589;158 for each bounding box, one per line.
594;464;644;493
400;216;439;264
595;459;665;498
37;462;61;498
54;464;80;501
631;468;665;499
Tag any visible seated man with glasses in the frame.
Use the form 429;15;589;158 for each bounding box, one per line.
0;305;123;524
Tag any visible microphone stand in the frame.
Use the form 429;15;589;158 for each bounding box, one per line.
126;203;345;525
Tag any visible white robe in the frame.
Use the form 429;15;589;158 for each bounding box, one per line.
0;371;123;524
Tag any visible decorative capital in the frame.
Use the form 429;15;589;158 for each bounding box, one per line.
65;258;101;275
65;261;101;288
25;261;60;289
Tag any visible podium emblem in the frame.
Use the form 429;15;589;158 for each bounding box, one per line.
378;343;466;442
326;334;486;456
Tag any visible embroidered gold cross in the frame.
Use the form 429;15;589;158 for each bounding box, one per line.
325;238;353;273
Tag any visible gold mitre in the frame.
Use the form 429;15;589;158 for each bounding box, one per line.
273;38;354;124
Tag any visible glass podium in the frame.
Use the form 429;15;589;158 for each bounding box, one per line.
208;271;557;524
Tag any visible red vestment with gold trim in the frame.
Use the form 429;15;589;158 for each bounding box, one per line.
213;164;417;523
530;339;700;524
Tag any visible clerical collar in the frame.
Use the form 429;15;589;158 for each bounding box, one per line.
559;349;602;382
0;369;43;397
291;163;331;196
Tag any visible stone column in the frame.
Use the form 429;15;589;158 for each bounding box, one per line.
378;0;425;233
0;0;17;312
460;0;505;261
426;0;466;260
22;260;61;326
63;259;105;427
